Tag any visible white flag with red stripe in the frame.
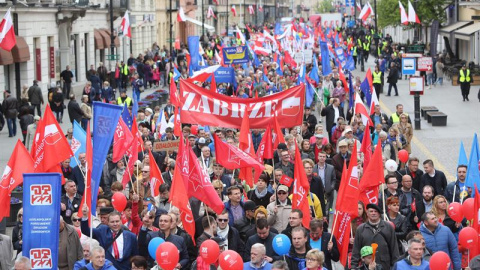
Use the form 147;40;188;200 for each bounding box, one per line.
399;1;409;25
207;6;217;19
354;92;371;127
231;5;237;16
408;0;421;24
369;88;379;115
120;10;131;38
177;6;187;22
358;3;373;21
0;8;16;51
248;5;255;14
356;2;362;11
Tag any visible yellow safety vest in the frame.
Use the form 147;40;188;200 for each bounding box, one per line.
206;50;213;59
358;39;362;47
391;112;407;123
121;65;128;75
459;69;471;82
353;47;357;56
117;96;132;107
373;71;382;84
382;41;387;50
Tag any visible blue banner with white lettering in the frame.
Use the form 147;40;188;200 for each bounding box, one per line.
23;173;61;270
222;46;250;64
70;121;86;168
91;102;122;216
335;47;347;67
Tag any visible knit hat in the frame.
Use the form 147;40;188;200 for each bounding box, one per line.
360;246;373;257
254;206;268;218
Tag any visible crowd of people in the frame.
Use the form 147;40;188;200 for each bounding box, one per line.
1;19;479;270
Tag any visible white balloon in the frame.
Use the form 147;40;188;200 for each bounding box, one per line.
385;159;398;172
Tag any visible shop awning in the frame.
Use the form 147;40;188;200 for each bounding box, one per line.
98;29;112;48
103;29;120;48
455;22;480;40
439;21;472;36
185;17;215;33
0;48;14;65
11;36;30;63
94;29;105;50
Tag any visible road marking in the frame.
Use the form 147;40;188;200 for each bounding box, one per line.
379;100;455;181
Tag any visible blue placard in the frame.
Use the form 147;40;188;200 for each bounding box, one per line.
23;173;62;270
345;0;354;7
402;57;416;75
222;46;250;64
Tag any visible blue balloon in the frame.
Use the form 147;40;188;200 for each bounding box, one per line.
272;234;291;255
148;237;165;259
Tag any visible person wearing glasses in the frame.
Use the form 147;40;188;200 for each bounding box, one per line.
304;249;328;270
267;185;292;232
71;212;89;243
378;174;403;211
61;180;82;225
12;208;23;255
216;210;245;255
212;180;228;202
275;150;294;178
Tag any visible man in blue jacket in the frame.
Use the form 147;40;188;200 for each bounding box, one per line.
392;238;430;270
419;212;461;270
83;246;116;270
81;205;138;270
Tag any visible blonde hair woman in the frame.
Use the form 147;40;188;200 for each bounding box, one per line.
394;113;413;154
304;249;327;270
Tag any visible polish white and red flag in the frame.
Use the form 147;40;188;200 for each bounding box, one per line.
399;1;409;25
356;2;362;12
408;0;421;24
207;6;217;19
120;10;131;38
177;6;187;22
358;2;374;21
231;5;237;16
0;8;16;51
248;5;255;15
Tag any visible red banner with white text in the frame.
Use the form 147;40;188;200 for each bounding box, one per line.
179;80;305;128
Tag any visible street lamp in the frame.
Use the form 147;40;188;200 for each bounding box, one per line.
169;0;173;59
202;0;205;36
226;0;229;36
109;0;115;67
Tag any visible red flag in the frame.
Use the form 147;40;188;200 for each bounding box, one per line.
149;149;164;197
354;92;372;127
173;105;182;137
272;114;285;149
231;5;237;16
213;134;265;181
170;136;196;244
255;126;273;163
360;122;372;169
210;74;217;92
170;77;179;107
78;123;93;219
358;140;383;206
120;11;131;38
336;143;359;217
332;211;353;265
292;143;311;229
32;105;73;173
0;140;34;221
284;51;297;68
411;197;417;213
279;174;294;187
239;113;256;186
30;117;44;158
339;70;349;93
366;68;373;89
113;118;134;163
0;8;16;51
122;119;139;187
472;184;480;257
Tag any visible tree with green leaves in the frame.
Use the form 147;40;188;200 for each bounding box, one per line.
315;0;334;13
377;0;448;28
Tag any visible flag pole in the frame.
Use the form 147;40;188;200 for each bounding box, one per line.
123;156;137;195
84;162;88;205
329;211;339;242
381;187;387;221
73;155;87;179
452;184;456;203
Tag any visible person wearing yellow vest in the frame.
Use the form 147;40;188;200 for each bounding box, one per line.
372;65;383;99
457;64;473;101
117;91;133;107
389;104;411;127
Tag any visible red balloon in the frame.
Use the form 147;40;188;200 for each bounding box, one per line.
156;242;179;270
459;227;478;249
429;251;451;270
75;227;82;238
219;250;243;270
191;125;198;135
387;221;396;230
448;202;464;222
462;198;475;220
200;239;220;264
111;192;127;212
398;149;409;163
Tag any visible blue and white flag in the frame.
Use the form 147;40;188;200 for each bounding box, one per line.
70;121;86;168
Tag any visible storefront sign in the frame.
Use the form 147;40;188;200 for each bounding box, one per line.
36;48;41;81
49;47;55;79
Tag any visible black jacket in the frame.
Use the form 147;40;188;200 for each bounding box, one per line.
68;100;84;124
321;104;345;138
309;176;327;217
244;232;278;262
234;216;255;242
2;96;18;119
60;193;82;224
226;226;245;258
12;222;22;253
396;168;423;192
247;189;273;208
388;66;399;84
398;188;423;230
312;232;340;270
420;170;448;196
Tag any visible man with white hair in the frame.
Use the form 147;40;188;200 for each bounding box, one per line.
244;243;272;270
83;246;116;270
14;256;31;270
379;131;396;160
74;239;100;269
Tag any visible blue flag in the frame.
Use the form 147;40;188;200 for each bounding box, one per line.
458;141;468;166
188;36;201;72
132;94;139;118
275;23;283;35
297;64;306;85
71;121;87;168
173;66;181;81
91;102;122;215
466;133;480;188
23;173;61;270
360;78;372;106
263;73;272;84
276;56;284;76
320;41;332;76
349;73;355;109
309;54;320;84
345;54;356;71
305;80;315;107
121;103;132;129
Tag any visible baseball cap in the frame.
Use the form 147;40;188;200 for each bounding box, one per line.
244;200;257;211
338;140;348;147
198;137;206;144
277;185;289;192
344;127;353;133
188;134;197;139
360;246;373;257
